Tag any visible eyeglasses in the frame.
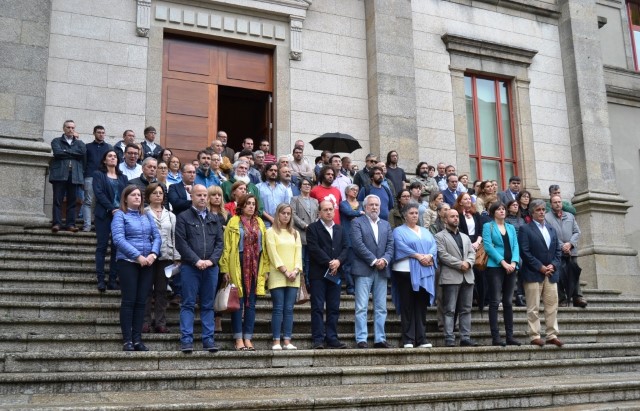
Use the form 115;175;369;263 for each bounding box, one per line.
157;167;168;170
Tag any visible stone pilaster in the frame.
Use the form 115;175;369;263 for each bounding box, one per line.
364;0;418;167
558;0;639;291
0;0;54;228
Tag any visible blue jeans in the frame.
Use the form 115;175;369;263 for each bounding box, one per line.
354;272;388;343
231;281;257;340
179;264;218;345
270;286;298;341
95;214;117;284
118;260;153;344
81;176;93;229
51;175;78;227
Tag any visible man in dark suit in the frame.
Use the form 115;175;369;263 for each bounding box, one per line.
169;164;196;216
141;126;163;160
306;200;349;349
441;174;461;207
518;198;563;347
350;194;394;348
498;176;522;204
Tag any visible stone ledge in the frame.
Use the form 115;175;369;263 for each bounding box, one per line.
604;65;640;106
441;34;538;67
444;0;561;19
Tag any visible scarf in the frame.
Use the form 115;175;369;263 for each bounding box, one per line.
240;215;260;307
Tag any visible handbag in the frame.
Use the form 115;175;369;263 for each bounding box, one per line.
474;242;488;270
295;275;310;305
214;282;240;313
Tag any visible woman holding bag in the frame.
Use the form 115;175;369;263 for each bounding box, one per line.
483;202;521;346
265;203;303;350
143;183;179;334
111;185;161;351
219;194;269;351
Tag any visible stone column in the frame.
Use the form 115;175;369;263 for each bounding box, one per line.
0;1;54;229
558;0;639;291
364;0;418;167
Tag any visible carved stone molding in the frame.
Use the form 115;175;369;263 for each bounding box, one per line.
289;17;304;60
442;34;538;67
453;0;560;19
137;0;151;37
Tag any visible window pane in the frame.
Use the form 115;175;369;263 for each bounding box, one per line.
500;81;513;159
504;162;515;187
481;159;501;183
464;76;476;154
631;3;640;26
634;30;640;67
469;157;478;182
476;78;499;157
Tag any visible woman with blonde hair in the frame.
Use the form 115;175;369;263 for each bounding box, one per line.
219;194;269;351
266;203;303;350
207;185;229;226
476;180;498;214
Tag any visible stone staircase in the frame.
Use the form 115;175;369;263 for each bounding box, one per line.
1;226;640;409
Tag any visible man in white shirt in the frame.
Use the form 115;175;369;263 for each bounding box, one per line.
118;143;143;180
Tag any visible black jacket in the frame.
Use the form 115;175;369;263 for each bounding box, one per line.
175;207;223;266
92;170;128;220
305;220;349;281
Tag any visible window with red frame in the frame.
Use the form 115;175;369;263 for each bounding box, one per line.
628;0;640;70
464;74;518;190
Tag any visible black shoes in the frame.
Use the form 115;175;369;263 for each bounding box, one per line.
97;281;106;293
181;343;193;354
492;339;506;347
460;339;479;347
373;341;390;349
123;342;134;351
356;341;368;349
515;295;526;307
133;342;149;351
203;339;219;353
506;338;522;346
444;340;456;347
327;341;347;349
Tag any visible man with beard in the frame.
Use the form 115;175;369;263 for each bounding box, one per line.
279;165;300;197
311;165;342;224
221;160;263;214
385;151;406;193
290;146;313;182
257;163;291;227
194;150;220;188
357;166;394;221
410;162;439;198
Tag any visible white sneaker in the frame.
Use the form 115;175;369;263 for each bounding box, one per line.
282;343;297;350
419;343;433;348
272;344;282;350
403;344;414;348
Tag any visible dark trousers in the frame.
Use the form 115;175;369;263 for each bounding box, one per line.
341;247;355;293
95;214;117;284
310;277;342;345
118;260;153;344
486;266;517;340
144;260;171;327
394;271;429;346
52;175;78;227
558;256;582;301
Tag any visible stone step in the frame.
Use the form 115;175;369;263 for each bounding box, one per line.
2;342;637;374
3;327;637;353
3;372;640;410
0;274;95;289
0;243;99;256
1;298;638;325
0;355;638;396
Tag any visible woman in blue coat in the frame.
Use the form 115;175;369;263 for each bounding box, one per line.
111;185;161;351
483;202;521;347
93;150;128;291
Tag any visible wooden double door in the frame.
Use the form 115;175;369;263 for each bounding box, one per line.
161;35;273;162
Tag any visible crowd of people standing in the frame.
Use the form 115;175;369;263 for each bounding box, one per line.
49;119;584;352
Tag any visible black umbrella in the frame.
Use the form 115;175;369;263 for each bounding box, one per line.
309;132;362;153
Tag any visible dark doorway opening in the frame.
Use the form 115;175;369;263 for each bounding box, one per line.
218;86;272;155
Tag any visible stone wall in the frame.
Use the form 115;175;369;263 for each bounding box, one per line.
289;0;370;163
411;0;575;197
43;0;148;146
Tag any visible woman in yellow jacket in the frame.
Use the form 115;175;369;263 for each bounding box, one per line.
219;194;269;351
266;203;303;350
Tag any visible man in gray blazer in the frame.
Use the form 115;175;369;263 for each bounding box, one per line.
350;194;394;348
435;209;477;347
